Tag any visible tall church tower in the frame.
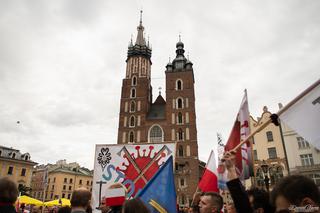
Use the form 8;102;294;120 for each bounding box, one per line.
117;13;199;207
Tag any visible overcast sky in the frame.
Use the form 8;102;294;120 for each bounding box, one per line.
0;0;319;169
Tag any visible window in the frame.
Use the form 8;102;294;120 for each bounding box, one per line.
52;185;54;190
132;76;137;86
50;193;53;199
64;178;67;183
79;179;82;185
48;178;51;183
266;131;273;142
297;137;310;149
69;178;73;184
180;178;185;187
63;185;66;190
130;88;136;98
87;180;89;185
25;155;29;160
177;98;183;109
68;194;71;199
53;177;56;183
21;168;26;176
12;153;16;159
178;128;184;141
129;116;135;127
253;150;258;161
62;193;65;198
178;145;184;157
0;150;2;156
176;79;183;90
130;101;136;112
129;131;134;143
149;125;163;143
256;168;264;187
69;186;72;191
300;154;314;166
7;166;13;175
178;112;183;124
268;147;277;159
308;173;320;185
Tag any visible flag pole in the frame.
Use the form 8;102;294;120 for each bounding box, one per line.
231;78;320;152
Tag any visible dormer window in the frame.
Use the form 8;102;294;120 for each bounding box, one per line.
25;155;29;161
12;153;16;159
132;76;137;86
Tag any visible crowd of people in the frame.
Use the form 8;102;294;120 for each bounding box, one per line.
0;151;319;213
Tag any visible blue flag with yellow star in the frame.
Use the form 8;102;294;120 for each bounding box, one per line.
136;156;177;213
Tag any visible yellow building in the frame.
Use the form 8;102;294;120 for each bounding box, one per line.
0;145;37;189
31;160;93;201
247;106;289;190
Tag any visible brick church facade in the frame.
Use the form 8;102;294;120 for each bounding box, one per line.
117;14;199;206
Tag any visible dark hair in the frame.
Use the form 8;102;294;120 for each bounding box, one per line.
271;175;320;206
247;187;273;213
0;177;19;203
202;192;223;212
71;188;92;208
58;206;71;213
122;198;150;213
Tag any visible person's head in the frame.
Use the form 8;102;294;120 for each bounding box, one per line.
0;177;19;204
226;202;236;213
247;187;273;213
198;192;223;213
121;198;150;213
271;175;320;212
57;206;71;213
70;188;91;209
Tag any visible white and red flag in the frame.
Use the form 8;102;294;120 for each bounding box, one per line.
105;188;126;207
224;90;253;179
279;79;320;149
198;150;219;192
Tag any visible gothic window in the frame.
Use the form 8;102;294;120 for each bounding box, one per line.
178;128;184;141
129;116;135;127
130;101;136;112
149;125;163;143
132;76;137;86
177;98;183;109
266;131;273;142
178;145;184;157
130;88;136;98
129;131;134;143
176;79;183;90
178;112;183;124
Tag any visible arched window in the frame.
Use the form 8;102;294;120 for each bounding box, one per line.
177;98;183;109
129;116;135;127
178;112;183;124
130;101;136;112
178;128;184;141
132;76;137;86
25;155;29;161
149;125;163;143
176;79;183;90
130;88;136;98
129;131;134;143
178;145;184;157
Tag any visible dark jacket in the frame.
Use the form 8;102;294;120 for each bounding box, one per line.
0;204;17;213
226;178;253;213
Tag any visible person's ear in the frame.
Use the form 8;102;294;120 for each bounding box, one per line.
300;197;316;206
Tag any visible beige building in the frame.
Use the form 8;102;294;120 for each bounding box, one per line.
281;119;320;186
247;106;289;190
31;160;93;201
0;146;37;190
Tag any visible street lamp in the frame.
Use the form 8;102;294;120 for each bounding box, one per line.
261;160;270;192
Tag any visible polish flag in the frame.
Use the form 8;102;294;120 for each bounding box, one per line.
198;150;219;192
105;188;126;207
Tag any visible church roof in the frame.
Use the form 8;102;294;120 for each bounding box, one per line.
147;95;166;120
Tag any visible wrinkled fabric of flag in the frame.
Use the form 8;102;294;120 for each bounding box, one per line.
136;156;177;213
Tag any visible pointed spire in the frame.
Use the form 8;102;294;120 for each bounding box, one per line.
135;10;146;46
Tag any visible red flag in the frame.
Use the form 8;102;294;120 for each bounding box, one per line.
224;90;252;179
198;150;219;192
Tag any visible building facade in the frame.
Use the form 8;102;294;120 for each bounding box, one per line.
247;106;289;190
0;145;37;189
281;117;320;186
117;15;199;206
31;160;93;201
